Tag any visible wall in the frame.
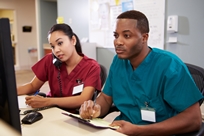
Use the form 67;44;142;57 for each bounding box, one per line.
39;0;57;58
165;0;204;117
57;0;204;73
165;0;204;68
0;0;57;70
0;0;37;70
57;0;89;40
96;47;115;74
0;9;13;18
56;0;115;71
1;0;203;72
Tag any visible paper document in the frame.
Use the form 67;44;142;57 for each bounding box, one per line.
62;112;119;130
17;95;32;109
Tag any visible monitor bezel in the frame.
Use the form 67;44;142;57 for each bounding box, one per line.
0;18;21;134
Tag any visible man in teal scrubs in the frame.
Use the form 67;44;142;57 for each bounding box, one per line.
79;10;203;135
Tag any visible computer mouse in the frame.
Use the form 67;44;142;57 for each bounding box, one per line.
21;111;43;124
23;109;34;115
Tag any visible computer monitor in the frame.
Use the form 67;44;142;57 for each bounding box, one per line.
0;18;21;134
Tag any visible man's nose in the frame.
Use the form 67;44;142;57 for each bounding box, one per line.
114;36;123;46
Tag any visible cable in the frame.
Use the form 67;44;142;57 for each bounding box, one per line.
57;67;62;97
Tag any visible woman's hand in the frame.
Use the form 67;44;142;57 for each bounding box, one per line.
25;95;47;108
79;100;101;119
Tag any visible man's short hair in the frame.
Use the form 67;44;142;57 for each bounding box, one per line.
117;10;149;34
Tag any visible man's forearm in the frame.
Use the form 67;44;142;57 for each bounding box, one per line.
132;103;201;135
96;93;112;117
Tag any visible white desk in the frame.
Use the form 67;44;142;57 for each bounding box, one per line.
0;119;21;136
20;107;125;136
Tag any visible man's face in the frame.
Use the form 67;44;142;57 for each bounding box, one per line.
113;19;147;60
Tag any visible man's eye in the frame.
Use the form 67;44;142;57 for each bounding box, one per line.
124;34;130;38
113;34;118;38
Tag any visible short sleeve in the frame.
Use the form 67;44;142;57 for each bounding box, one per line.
32;54;52;82
83;63;101;91
163;63;203;112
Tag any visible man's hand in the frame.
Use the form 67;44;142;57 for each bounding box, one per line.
111;120;139;136
79;100;101;119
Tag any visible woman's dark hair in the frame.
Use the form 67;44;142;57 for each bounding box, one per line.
117;10;149;34
48;23;82;54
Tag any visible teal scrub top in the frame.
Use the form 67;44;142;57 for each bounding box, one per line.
103;48;203;125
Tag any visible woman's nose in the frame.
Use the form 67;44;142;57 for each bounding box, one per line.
53;46;60;53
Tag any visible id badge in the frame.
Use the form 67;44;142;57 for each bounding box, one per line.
140;107;156;122
72;84;84;95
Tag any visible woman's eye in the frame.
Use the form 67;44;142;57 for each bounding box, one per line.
51;46;54;49
58;41;63;46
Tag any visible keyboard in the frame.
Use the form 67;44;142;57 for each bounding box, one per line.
23;105;56;115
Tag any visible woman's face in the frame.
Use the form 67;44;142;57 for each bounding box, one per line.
48;31;76;62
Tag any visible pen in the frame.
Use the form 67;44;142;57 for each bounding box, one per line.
91;90;98;119
34;90;40;96
93;90;98;106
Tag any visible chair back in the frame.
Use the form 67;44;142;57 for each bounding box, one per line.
76;64;107;114
185;63;204;105
169;63;204;136
100;64;107;87
92;64;107;100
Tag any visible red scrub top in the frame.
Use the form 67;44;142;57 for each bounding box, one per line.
32;53;101;97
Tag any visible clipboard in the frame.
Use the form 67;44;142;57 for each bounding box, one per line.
62;112;119;130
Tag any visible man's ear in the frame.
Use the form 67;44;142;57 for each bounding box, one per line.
142;33;149;43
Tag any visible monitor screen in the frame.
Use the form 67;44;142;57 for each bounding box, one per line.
0;18;21;134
